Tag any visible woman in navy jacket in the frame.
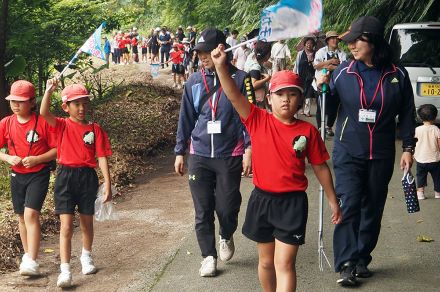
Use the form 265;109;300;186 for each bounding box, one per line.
322;16;416;287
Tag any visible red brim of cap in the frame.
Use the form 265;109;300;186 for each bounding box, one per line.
339;30;361;43
270;85;304;94
62;95;91;104
5;95;32;101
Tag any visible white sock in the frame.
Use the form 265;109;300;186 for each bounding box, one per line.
60;263;71;273
82;248;91;257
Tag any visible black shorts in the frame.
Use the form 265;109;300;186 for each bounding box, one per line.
11;168;51;214
122;47;129;54
132;46;138;54
171;64;184;74
416;161;440;191
242;187;308;245
142;47;147;54
54;166;98;215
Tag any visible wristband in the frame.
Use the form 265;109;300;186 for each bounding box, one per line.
403;147;414;155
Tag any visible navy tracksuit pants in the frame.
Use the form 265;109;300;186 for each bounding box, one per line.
332;147;394;272
188;154;242;258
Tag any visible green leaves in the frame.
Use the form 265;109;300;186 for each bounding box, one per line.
4;55;26;78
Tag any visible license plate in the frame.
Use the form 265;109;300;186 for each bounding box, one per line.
420;83;440;96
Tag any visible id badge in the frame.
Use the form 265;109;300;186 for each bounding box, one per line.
358;109;376;123
207;120;222;134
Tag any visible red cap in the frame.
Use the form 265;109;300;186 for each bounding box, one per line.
269;70;304;93
61;84;91;104
178;43;184;50
6;80;36;101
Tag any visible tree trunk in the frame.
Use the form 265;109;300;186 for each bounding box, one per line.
0;0;9;119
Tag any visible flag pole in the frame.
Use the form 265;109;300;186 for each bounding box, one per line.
59;48;83;77
224;37;258;53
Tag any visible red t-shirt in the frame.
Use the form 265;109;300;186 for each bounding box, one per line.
51;118;112;168
0;113;57;174
170;50;184;64
242;104;329;193
131;37;138;47
118;38;129;49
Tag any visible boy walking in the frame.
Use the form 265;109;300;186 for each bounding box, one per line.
40;81;112;288
211;45;341;291
174;28;252;277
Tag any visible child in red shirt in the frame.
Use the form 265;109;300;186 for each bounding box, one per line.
0;80;57;276
40;80;112;288
211;45;342;291
167;43;185;89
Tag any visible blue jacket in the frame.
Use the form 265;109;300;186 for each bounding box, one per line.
329;60;416;160
175;65;253;158
104;40;111;54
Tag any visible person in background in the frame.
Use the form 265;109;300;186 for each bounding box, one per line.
414;104;440;200
271;39;291;73
233;37;251;71
226;29;239;54
176;26;185;42
103;36;111;66
294;36;317;117
319;16;415;287
187;26;197;49
313;30;347;136
244;41;272;109
131;34;139;63
159;27;172;68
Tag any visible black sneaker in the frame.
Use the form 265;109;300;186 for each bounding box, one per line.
355;263;372;278
337;262;359;287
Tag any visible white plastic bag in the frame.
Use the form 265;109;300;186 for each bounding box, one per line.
95;184;118;221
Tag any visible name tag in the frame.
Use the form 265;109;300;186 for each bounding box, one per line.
358;109;376;123
207;120;221;134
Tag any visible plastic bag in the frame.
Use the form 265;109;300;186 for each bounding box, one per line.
401;169;420;213
95;184;118;221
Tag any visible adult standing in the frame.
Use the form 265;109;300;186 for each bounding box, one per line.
174;28;252;277
149;28;160;64
176;26;185;42
159;27;171;68
226;29;239;54
271;39;291;73
232;37;251;71
321;16;415;286
294;36;316;117
313;31;347;136
103;36;111;65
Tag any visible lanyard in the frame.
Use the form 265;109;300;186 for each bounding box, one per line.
358;75;383;109
202;69;223;120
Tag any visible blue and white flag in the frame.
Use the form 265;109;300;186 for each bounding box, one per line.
80;22;106;60
259;0;322;42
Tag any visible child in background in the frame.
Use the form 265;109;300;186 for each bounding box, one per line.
0;80;57;276
211;45;342;291
167;43;185;89
131;35;139;63
414;104;440;200
40;81;113;288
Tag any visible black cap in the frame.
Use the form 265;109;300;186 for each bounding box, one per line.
194;28;226;52
339;16;384;43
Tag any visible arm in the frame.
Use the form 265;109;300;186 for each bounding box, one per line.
40;79;58;127
21;148;56;168
0;151;22;166
252;74;271;90
211;44;251;119
311;162;342;224
98;156;112;202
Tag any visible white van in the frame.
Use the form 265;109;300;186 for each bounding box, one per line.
389;23;440;121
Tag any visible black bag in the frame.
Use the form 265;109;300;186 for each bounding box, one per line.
401;169;420;213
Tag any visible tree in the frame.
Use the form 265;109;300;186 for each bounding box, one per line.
0;0;9;119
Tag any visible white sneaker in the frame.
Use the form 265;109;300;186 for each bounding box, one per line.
219;235;235;261
19;256;40;276
57;271;72;288
199;256;217;277
81;254;97;275
417;191;426;200
435;192;440;199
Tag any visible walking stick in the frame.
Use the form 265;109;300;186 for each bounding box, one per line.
318;68;332;271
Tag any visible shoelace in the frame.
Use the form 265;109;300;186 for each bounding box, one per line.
219;239;229;249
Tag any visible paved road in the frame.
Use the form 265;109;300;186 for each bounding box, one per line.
150;135;440;292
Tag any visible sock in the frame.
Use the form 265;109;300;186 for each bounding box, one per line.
60;263;71;273
82;248;91;257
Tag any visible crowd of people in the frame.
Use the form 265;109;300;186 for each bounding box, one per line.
3;15;439;292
